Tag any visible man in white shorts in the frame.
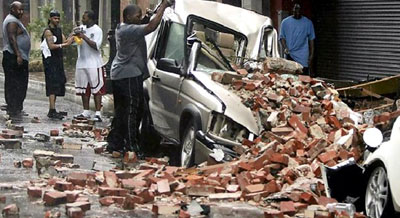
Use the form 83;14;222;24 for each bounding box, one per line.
74;10;105;122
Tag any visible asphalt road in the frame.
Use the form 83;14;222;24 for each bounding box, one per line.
0;81;155;217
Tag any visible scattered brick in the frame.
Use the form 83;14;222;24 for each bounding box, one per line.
245;184;265;193
280;201;296;215
66;207;83;218
50;129;59;136
2;204;19;216
27;186;42;198
0;139;22;149
66;201;91;212
43;191;67;206
0;196;5;203
54;181;74;191
98;187;128;197
99;196;115;206
22;158;34;168
123;152;137;163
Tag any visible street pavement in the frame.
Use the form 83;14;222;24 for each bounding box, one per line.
0;81;154;217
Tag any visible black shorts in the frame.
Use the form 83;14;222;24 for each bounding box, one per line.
43;57;66;97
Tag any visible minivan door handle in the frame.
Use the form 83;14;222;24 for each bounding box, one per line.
152;75;161;82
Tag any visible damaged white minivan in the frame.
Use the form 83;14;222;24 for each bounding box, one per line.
141;0;279;167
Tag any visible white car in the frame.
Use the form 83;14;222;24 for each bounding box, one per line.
323;116;400;218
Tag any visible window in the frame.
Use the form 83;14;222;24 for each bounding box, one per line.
162;23;185;64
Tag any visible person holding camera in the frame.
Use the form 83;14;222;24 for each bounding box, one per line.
107;0;174;156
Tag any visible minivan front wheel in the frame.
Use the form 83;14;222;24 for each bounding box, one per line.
179;119;197;168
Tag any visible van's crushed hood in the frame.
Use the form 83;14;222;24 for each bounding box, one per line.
191;71;260;135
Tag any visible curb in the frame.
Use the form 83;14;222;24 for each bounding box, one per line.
0;73;114;114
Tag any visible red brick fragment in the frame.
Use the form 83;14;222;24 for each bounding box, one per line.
299;75;312;83
2;204;19;216
338;149;350;160
280;201;296;215
245;82;257;91
318;150;337;164
288;115;308;134
27;186;42;198
328;116;341;129
0;195;6;203
104;171;119;188
98;187;128;197
232;80;244;90
318;196;338;206
179;209;191;218
54;181;74;191
137;189;155;203
121;179;147;190
238;161;254;171
122;195;136;210
264;209;284;218
245;184;265;193
43;191;67;206
50;130;59;136
67;173;89;187
300;192;318;204
237;69;248;76
271;127;294;136
264;180;280;193
22;158;34;168
65;191;80;203
123;152;137;163
157;179;170;195
270;153;289;165
293;104;311;113
66;201;91;212
99;196;115;206
66;207;83;218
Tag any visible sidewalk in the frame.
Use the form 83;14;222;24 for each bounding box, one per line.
0;51;114;114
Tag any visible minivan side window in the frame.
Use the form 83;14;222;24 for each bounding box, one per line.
161;23;185;64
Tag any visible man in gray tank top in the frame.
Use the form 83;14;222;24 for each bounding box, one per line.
2;1;31;118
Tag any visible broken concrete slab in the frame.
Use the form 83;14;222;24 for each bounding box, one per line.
0;139;21;149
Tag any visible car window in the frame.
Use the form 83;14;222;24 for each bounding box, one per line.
197;47;228;73
162;23;185;64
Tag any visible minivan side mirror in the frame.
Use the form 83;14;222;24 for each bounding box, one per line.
363;127;383;149
156;58;181;74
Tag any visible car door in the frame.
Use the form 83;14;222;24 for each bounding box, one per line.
149;22;185;140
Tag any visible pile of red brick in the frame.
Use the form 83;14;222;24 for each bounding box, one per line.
23;58;394;217
208;59;374;216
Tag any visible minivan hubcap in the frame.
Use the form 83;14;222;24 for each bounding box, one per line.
181;126;195;167
365;167;389;218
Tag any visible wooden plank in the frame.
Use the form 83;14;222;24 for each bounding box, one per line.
337;74;400;96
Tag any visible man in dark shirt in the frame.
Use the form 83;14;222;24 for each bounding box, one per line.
42;10;73;119
107;0;174;156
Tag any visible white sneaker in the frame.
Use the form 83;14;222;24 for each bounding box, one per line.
93;115;102;122
73;113;91;119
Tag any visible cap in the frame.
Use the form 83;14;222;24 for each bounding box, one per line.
50;10;60;17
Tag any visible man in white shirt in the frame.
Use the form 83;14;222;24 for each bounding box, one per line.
74;10;105;122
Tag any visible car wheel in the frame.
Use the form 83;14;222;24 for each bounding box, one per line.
365;166;395;218
179;119;198;168
139;99;161;155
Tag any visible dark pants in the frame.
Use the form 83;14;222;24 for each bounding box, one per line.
286;54;310;76
2;51;29;113
107;76;143;153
